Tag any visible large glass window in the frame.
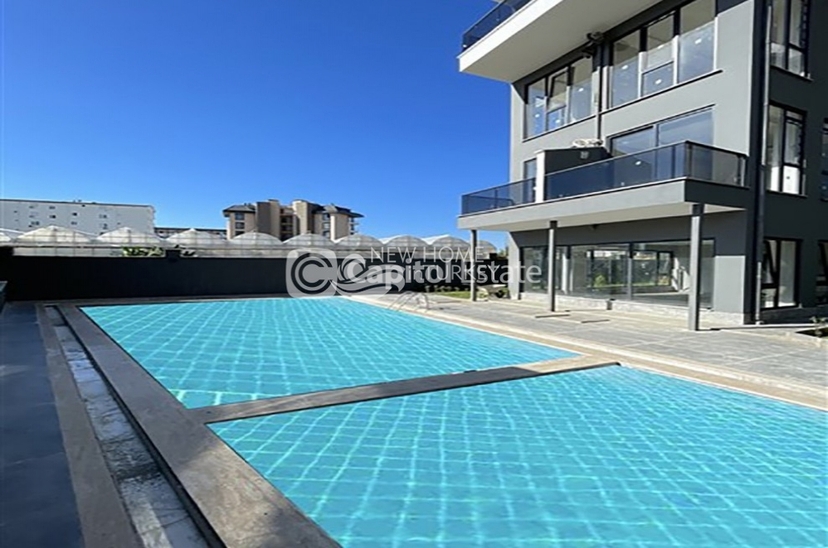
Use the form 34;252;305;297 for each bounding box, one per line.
524;58;594;138
521;246;562;293
570;245;630;298
547;71;569;131
569;59;593;124
762;239;799;308
656;109;714;147
766;105;805;194
610;109;713;155
632;241;715;308
611;0;716;108
643;17;675;96
679;0;716;81
526;79;546;138
611;32;641;107
608;110;713;186
770;0;809;75
817;242;828;305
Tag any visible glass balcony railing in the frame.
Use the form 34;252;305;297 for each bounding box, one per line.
462;0;533;50
461;178;535;215
460;142;746;215
544;142;745;200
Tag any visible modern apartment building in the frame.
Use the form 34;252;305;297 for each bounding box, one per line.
0;198;155;235
459;0;828;327
222;199;362;240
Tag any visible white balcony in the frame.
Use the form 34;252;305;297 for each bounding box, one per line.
459;0;662;82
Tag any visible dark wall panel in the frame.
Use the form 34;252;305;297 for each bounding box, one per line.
0;249;508;301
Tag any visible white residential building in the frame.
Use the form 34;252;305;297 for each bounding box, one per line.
0;199;155;235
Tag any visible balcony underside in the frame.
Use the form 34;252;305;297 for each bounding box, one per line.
459;0;661;82
457;179;750;232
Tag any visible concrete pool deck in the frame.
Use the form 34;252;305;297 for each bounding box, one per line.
358;295;826;409
2;295;825;547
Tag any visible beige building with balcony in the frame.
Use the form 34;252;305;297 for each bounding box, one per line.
222;199;362;240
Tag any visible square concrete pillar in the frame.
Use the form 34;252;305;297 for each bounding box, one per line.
688;203;706;331
469;229;478;302
547;221;558;312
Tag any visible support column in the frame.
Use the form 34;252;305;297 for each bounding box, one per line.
469;229;478;302
534;151;546;203
688;203;706;331
561;246;571;295
547;221;558;312
626;242;634;301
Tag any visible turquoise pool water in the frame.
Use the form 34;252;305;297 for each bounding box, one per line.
82;298;573;407
212;367;828;547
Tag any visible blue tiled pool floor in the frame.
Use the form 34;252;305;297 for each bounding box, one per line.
83;298;573;407
212;367;828;547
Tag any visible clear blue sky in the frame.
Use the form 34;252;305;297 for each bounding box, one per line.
1;0;510;239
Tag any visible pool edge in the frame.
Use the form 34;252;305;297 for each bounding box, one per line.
59;304;341;548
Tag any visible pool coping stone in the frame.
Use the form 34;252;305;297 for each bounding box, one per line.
60;305;340;548
36;305;142;548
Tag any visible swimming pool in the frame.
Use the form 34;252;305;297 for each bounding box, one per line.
211;367;827;547
83;298;574;407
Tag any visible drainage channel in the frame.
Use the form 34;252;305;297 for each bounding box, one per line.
46;307;208;548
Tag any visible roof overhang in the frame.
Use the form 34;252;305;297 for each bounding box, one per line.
459;0;662;82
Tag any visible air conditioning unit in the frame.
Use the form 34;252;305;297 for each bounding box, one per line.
572;138;604;148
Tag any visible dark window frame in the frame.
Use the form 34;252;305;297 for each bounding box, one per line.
820;120;828;201
610;0;717;108
817;241;828;305
522;158;537;182
770;0;810;75
523;57;595;140
766;104;806;195
761;238;801;309
608;107;714;155
519;246;563;293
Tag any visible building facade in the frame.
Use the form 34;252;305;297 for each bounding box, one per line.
0;199;155;235
222;199;362;240
458;0;827;327
154;227;226;239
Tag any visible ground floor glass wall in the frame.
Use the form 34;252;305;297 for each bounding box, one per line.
522;240;714;309
761;239;799;309
818;242;828;305
521;246;562;293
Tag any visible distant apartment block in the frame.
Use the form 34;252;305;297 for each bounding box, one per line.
457;0;827;327
0;198;154;235
155;227;226;239
222;199;362;240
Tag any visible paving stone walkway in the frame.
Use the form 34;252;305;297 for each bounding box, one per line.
383;295;828;390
